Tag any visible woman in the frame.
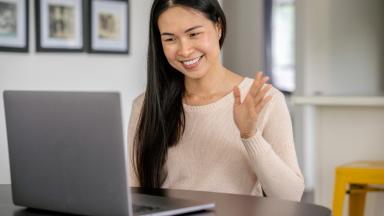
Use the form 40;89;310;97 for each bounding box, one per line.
128;0;304;201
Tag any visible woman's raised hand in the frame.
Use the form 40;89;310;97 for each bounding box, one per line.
233;72;272;139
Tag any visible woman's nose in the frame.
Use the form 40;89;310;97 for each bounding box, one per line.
177;39;193;57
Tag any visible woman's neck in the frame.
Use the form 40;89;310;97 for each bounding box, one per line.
183;67;243;105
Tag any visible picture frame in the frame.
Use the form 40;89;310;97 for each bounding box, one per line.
35;0;85;52
88;0;129;54
0;0;28;52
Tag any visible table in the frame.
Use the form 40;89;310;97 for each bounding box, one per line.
0;185;331;216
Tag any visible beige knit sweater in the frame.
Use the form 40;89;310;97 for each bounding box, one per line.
128;77;305;201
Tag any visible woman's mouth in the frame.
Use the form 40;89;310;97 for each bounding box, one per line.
180;55;204;69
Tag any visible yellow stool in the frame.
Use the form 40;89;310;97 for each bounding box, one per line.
332;161;384;216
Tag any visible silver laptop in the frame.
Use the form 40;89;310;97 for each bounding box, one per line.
3;91;215;216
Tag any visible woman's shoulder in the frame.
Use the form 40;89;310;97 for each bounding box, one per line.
131;93;145;112
133;93;145;105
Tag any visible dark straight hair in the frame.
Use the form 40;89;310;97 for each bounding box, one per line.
133;0;227;188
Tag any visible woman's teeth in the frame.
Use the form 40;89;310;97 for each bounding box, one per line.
183;56;201;66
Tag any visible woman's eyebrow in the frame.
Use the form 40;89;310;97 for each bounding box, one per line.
185;25;203;33
160;25;203;36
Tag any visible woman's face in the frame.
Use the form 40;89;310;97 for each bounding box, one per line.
157;6;222;80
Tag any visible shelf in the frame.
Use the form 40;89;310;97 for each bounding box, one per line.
292;96;384;106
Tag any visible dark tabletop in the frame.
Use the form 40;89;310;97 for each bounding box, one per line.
0;185;331;216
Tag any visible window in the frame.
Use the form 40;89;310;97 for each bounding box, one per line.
271;0;295;93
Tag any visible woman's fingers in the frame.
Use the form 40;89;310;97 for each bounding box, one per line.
249;72;263;96
255;95;272;113
233;72;273;138
253;84;272;105
249;72;269;98
235;71;272;112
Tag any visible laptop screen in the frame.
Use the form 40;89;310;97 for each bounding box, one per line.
4;91;132;216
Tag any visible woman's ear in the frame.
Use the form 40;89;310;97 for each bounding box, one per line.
215;20;222;39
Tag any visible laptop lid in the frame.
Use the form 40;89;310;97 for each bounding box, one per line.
4;91;132;216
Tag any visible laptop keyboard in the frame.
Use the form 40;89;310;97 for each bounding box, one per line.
133;203;163;214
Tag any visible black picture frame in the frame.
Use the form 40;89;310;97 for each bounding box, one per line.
88;0;129;54
35;0;85;52
0;0;29;52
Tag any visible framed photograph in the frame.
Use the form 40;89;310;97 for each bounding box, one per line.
88;0;129;54
0;0;28;52
36;0;84;52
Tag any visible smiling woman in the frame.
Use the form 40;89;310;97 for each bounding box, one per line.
158;6;222;80
127;0;305;202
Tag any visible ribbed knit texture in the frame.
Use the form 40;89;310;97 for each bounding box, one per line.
128;78;304;201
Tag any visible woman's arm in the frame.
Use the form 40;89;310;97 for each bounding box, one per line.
242;91;304;201
127;94;145;187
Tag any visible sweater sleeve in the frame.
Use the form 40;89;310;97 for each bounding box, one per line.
241;90;305;201
127;94;144;187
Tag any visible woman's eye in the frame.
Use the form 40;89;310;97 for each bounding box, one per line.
164;38;175;42
189;32;200;38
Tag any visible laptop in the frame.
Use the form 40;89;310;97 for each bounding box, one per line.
3;91;215;216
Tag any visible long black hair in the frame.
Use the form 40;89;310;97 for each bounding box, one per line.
133;0;227;188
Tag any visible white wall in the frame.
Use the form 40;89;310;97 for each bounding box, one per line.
0;0;153;184
294;0;333;191
295;0;384;96
327;0;384;95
